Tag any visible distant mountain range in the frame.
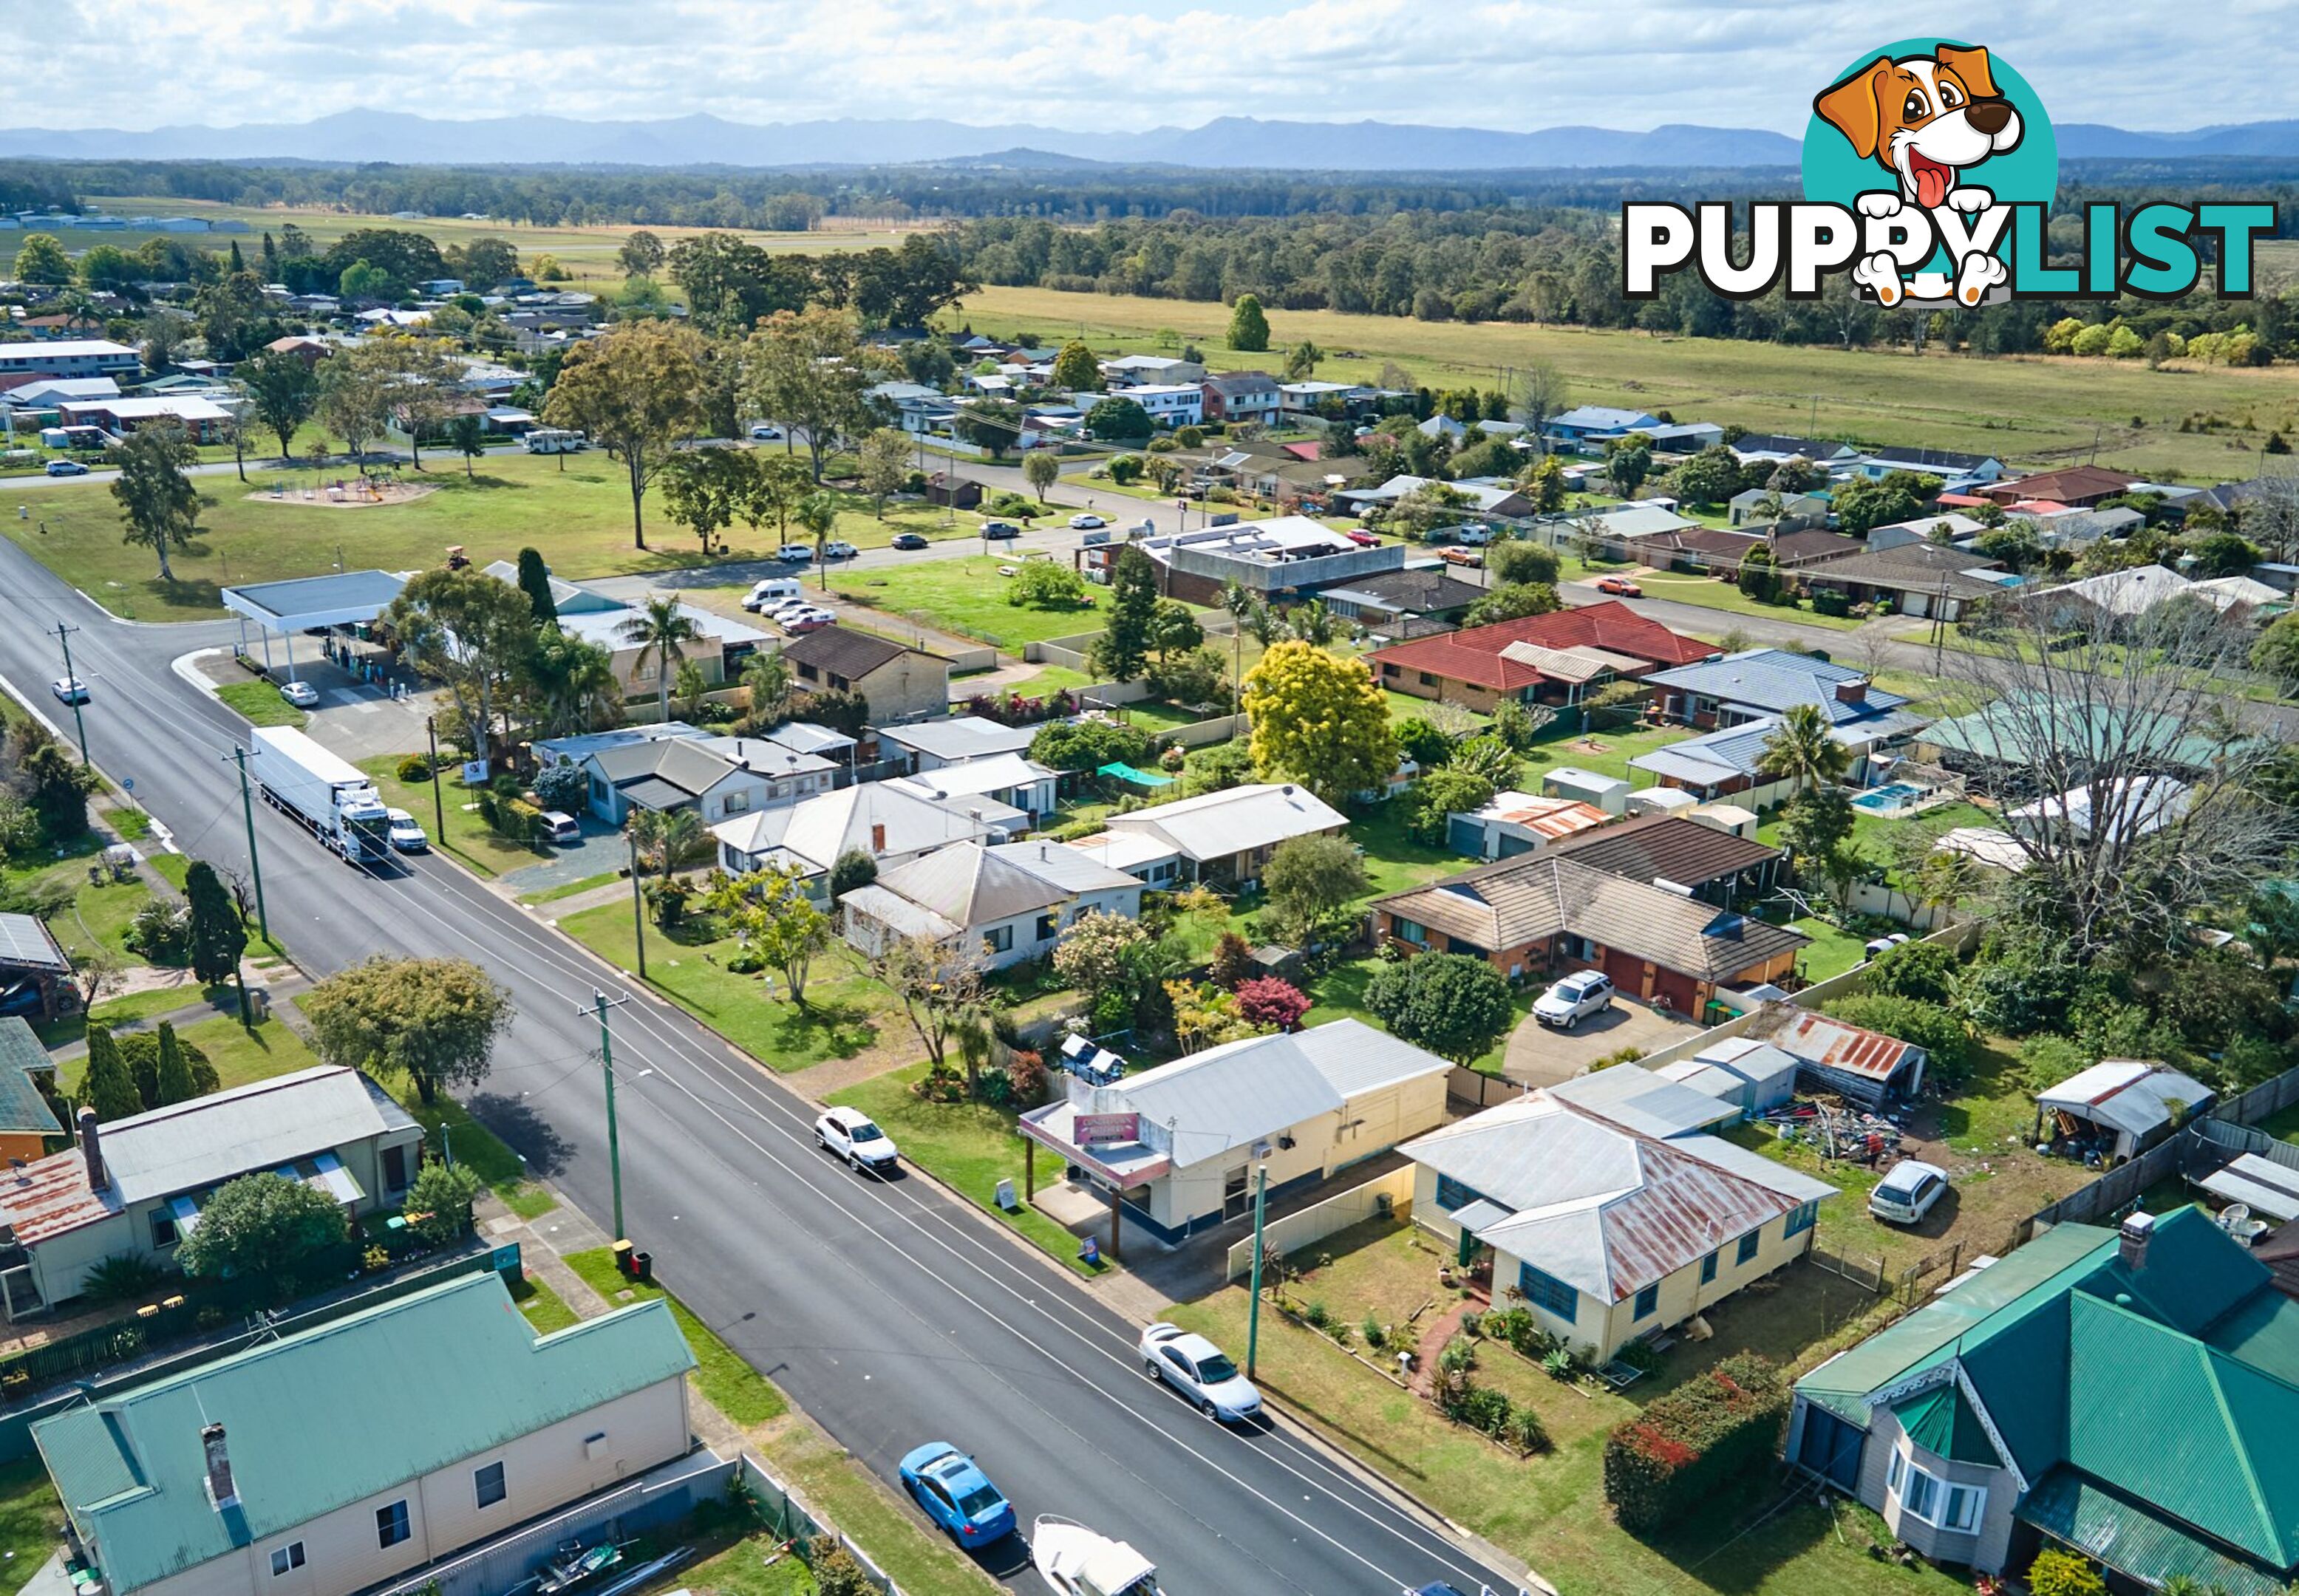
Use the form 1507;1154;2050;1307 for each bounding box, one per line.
0;109;2292;171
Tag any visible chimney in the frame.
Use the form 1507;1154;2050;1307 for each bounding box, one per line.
202;1424;239;1510
870;823;886;853
78;1108;106;1193
2119;1210;2155;1272
1834;678;1868;705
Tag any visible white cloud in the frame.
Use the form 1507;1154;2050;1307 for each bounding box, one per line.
25;0;2295;134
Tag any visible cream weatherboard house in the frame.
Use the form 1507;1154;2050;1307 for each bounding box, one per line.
34;1272;697;1596
1403;1090;1833;1363
0;1068;424;1316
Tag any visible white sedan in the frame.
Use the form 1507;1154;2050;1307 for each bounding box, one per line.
775;544;814;564
1140;1323;1261;1422
1068;513;1107;530
279;680;321;708
50;678;89;705
815;1106;900;1176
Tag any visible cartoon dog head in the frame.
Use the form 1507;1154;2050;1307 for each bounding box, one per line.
1814;44;2022;209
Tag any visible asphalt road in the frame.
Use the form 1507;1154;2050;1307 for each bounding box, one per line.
0;543;1523;1595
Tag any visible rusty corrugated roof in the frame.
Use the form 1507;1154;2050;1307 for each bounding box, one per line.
1764;1009;1918;1083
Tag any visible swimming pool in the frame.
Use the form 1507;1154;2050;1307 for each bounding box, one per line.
1851;782;1925;815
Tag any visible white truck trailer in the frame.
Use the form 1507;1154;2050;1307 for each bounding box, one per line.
247;726;393;864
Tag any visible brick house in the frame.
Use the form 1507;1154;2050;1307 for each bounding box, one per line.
1366;600;1712;715
1374;851;1810;1016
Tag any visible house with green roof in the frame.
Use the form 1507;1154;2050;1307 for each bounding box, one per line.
34;1272;696;1596
1788;1208;2299;1594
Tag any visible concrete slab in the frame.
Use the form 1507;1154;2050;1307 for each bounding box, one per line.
1502;996;1701;1088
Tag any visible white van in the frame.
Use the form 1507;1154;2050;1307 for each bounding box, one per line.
743;577;804;612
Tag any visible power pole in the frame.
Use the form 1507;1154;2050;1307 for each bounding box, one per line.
228;746;270;941
51;624;88;765
584;990;632;1243
1246;1162;1269;1379
425;715;446;842
627;828;647;981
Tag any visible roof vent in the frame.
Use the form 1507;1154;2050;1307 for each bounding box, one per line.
1281;784;1296;796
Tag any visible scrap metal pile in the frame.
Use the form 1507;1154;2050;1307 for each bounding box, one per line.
1759;1097;1906;1164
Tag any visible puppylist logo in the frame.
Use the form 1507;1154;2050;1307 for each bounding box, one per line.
1624;39;2277;309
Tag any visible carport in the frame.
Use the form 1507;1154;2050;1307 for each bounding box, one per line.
219;570;407;683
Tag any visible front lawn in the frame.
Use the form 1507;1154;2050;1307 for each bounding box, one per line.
827;1064;1111;1278
557;902;893;1074
177;1012;321;1090
358;756;542;878
565;1247;790;1427
1168;1219;1966;1596
1610;570;1868;630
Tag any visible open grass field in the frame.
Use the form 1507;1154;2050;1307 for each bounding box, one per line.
825;555;1118;650
13;195;913;294
8;451;990;623
959;283;2299;481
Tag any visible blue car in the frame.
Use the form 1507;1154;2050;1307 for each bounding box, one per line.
898;1442;1016;1546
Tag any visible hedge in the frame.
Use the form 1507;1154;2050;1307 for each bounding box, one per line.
1602;1353;1788;1534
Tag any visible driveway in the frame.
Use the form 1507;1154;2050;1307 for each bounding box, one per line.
1502;995;1702;1088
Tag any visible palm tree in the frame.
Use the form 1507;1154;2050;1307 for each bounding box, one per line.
795;491;839;594
1757;702;1852;797
742;650;793;727
1220;581;1256;706
616;594;704;723
627;807;704;876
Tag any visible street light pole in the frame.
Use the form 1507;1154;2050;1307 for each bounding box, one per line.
627;828;647;982
1246;1162;1269;1379
51;623;88;765
585;990;631;1243
228;746;270;942
426;715;446;842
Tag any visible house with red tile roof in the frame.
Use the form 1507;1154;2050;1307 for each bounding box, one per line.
1366;600;1712;715
1978;466;2139;509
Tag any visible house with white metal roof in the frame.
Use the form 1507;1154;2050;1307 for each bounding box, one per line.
710;781;997;893
874;715;1038;772
1103;782;1346;888
887;751;1059;824
838;839;1142;969
0;1066;423;1314
1404;1090;1834;1362
1018;1020;1451;1246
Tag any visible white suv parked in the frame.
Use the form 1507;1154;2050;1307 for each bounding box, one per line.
815;1106;900;1176
1533;970;1614;1029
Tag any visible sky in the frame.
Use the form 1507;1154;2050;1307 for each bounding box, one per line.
23;0;2295;134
